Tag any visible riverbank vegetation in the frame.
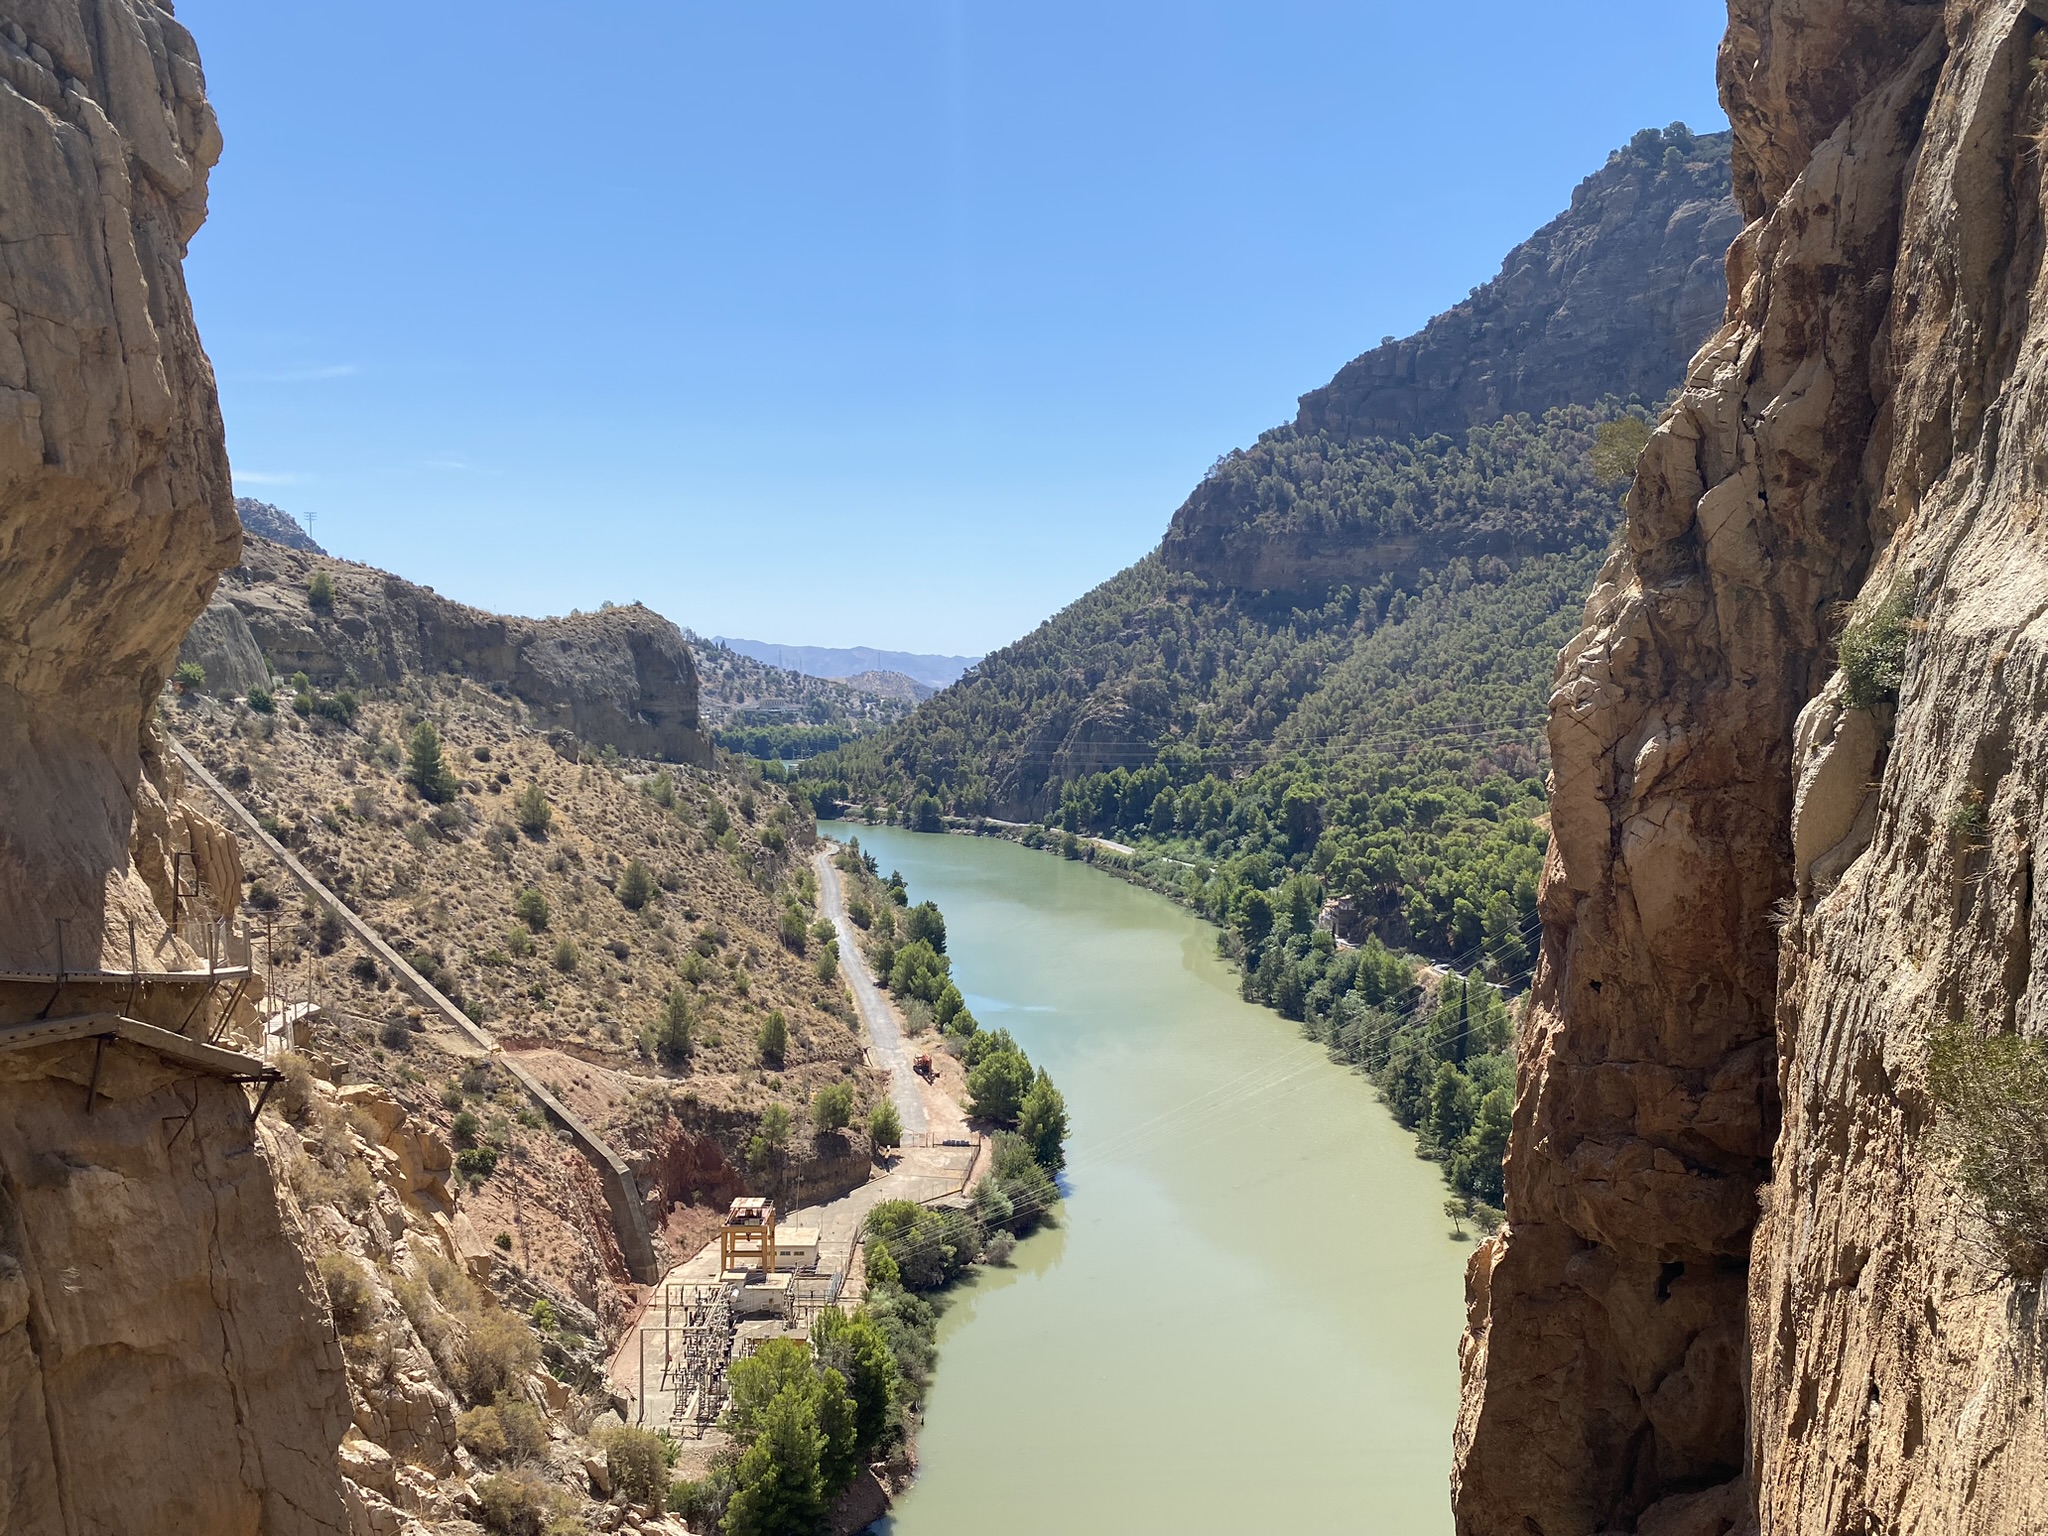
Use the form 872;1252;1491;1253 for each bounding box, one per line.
832;837;1071;1166
667;840;1072;1533
667;1302;920;1532
797;404;1648;1228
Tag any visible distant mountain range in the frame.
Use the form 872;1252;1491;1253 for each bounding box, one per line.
713;638;979;691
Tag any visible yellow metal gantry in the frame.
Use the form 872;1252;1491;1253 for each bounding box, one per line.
718;1196;779;1275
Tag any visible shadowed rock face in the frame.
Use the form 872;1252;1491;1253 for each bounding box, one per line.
1160;129;1742;594
1456;2;2048;1532
1297;132;1739;448
0;4;353;1531
223;535;714;764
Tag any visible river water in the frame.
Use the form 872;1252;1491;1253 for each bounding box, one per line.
819;824;1467;1536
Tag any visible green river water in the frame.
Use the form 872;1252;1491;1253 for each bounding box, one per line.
820;824;1467;1536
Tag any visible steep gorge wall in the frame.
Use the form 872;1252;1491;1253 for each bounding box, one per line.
0;3;352;1530
1456;2;2048;1532
1161;128;1743;594
217;536;713;764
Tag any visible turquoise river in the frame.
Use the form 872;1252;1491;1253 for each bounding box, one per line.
821;823;1468;1536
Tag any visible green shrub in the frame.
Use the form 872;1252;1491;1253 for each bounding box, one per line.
317;1252;375;1336
551;937;578;974
747;1103;793;1172
618;858;655;910
867;1099;902;1152
757;1010;788;1067
174;660;206;692
903;901;947;952
778;904;808;954
457;1146;500;1181
1017;1068;1069;1170
312;689;359;726
514;783;552;837
1838;576;1915;710
308;570;335;612
811;1082;854;1133
1948;791;1989;846
1928;1019;2048;1281
406;721;458;803
863;1200;977;1291
810;1307;897;1455
720;1340;861;1532
597;1424;675;1510
966;1049;1033;1125
511;887;549;932
655;989;692;1069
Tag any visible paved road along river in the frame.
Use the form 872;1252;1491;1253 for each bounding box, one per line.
822;824;1467;1536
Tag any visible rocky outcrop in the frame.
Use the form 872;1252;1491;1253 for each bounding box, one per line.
1456;3;2048;1532
222;535;713;764
1160;127;1742;594
0;1061;354;1535
0;3;361;1529
1298;127;1739;447
177;593;272;697
237;494;326;553
0;0;239;970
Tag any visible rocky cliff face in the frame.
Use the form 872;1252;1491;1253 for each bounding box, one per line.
220;536;713;764
1161;127;1742;594
236;495;327;553
0;2;356;1531
1299;127;1739;447
1456;3;2048;1532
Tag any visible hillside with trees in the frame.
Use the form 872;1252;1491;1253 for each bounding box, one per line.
802;126;1737;1214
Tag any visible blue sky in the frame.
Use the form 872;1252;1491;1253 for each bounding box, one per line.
179;2;1729;656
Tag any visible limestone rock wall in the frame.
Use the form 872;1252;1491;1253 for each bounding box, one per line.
1295;131;1740;447
0;0;240;971
222;536;713;765
1158;130;1743;595
1456;2;2048;1532
178;594;275;698
0;1054;354;1536
0;3;358;1531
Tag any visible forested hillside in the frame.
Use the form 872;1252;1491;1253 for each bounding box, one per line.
804;130;1735;1214
810;402;1637;962
807;125;1733;953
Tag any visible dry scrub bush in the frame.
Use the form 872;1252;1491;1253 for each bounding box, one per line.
1929;1019;2048;1281
460;1306;542;1402
270;1051;317;1124
475;1467;584;1535
1837;576;1915;710
318;1252;376;1335
288;1143;378;1217
592;1423;674;1510
457;1398;549;1463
